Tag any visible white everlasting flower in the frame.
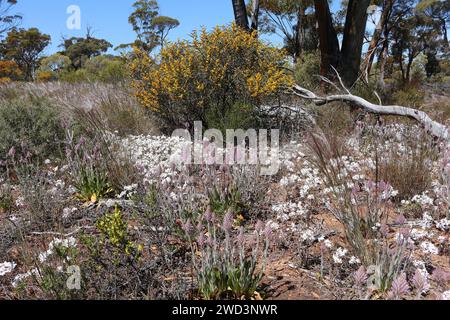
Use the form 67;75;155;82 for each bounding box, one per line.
15;196;25;207
39;237;77;263
12;268;40;288
324;239;333;249
442;291;450;301
410;229;429;241
349;256;361;265
420;241;439;255
301;229;315;242
0;261;16;276
266;220;280;231
333;247;348;264
412;194;434;207
436;219;450;231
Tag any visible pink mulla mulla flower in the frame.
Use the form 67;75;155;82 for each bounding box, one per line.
182;219;194;235
432;267;450;287
412;269;430;295
206;235;214;248
395;214;407;226
65;147;72;160
197;233;206;248
388;273;410;300
74;136;85;153
222;210;234;234
380;224;389;237
264;225;273;240
351;185;360;197
237;227;245;244
379;181;387;192
7;147;15;158
196;218;203;232
92;143;101;161
255;220;264;234
353;266;367;287
204;206;213;223
400;227;411;238
154;165;162;177
366;180;375;192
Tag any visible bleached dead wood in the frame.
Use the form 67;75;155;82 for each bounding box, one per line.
291;84;449;142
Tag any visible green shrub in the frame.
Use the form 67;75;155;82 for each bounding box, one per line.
84;56;128;84
184;210;270;300
204;101;258;134
392;87;425;109
0;97;66;160
66;137;113;203
59;69;89;83
96;207;142;256
294;50;321;90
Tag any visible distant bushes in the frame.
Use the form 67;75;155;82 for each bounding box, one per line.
131;24;294;131
0;97;66;161
36;54;129;84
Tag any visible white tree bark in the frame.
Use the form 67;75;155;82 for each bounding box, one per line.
292;84;449;142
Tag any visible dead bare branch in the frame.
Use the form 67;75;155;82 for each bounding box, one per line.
291;84;449;142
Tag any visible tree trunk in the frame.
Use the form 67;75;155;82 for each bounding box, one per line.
314;0;340;80
405;52;414;83
441;18;449;49
365;0;394;78
232;0;249;31
378;40;389;89
250;0;260;31
340;0;371;87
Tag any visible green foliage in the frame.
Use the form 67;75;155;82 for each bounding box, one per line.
84;55;128;83
57;55;128;84
0;28;51;80
38;53;71;73
74;166;112;204
208;185;248;219
66;137;113;203
294;50;321;89
36;53;71;81
120;0;179;53
392;87;425;108
60;33;112;70
0;97;66;160
205;101;258;135
259;0;317;60
0;185;12;212
186;213;269;300
0;0;21;37
151;15;180;48
198;260;262;300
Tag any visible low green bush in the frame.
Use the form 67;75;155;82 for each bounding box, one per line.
0;97;66;160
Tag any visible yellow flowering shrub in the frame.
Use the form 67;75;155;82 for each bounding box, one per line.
130;24;294;130
97;207;142;256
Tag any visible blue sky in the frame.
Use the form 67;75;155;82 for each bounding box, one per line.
13;0;240;55
12;0;342;55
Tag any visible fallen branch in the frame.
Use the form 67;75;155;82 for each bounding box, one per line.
291;84;449;142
